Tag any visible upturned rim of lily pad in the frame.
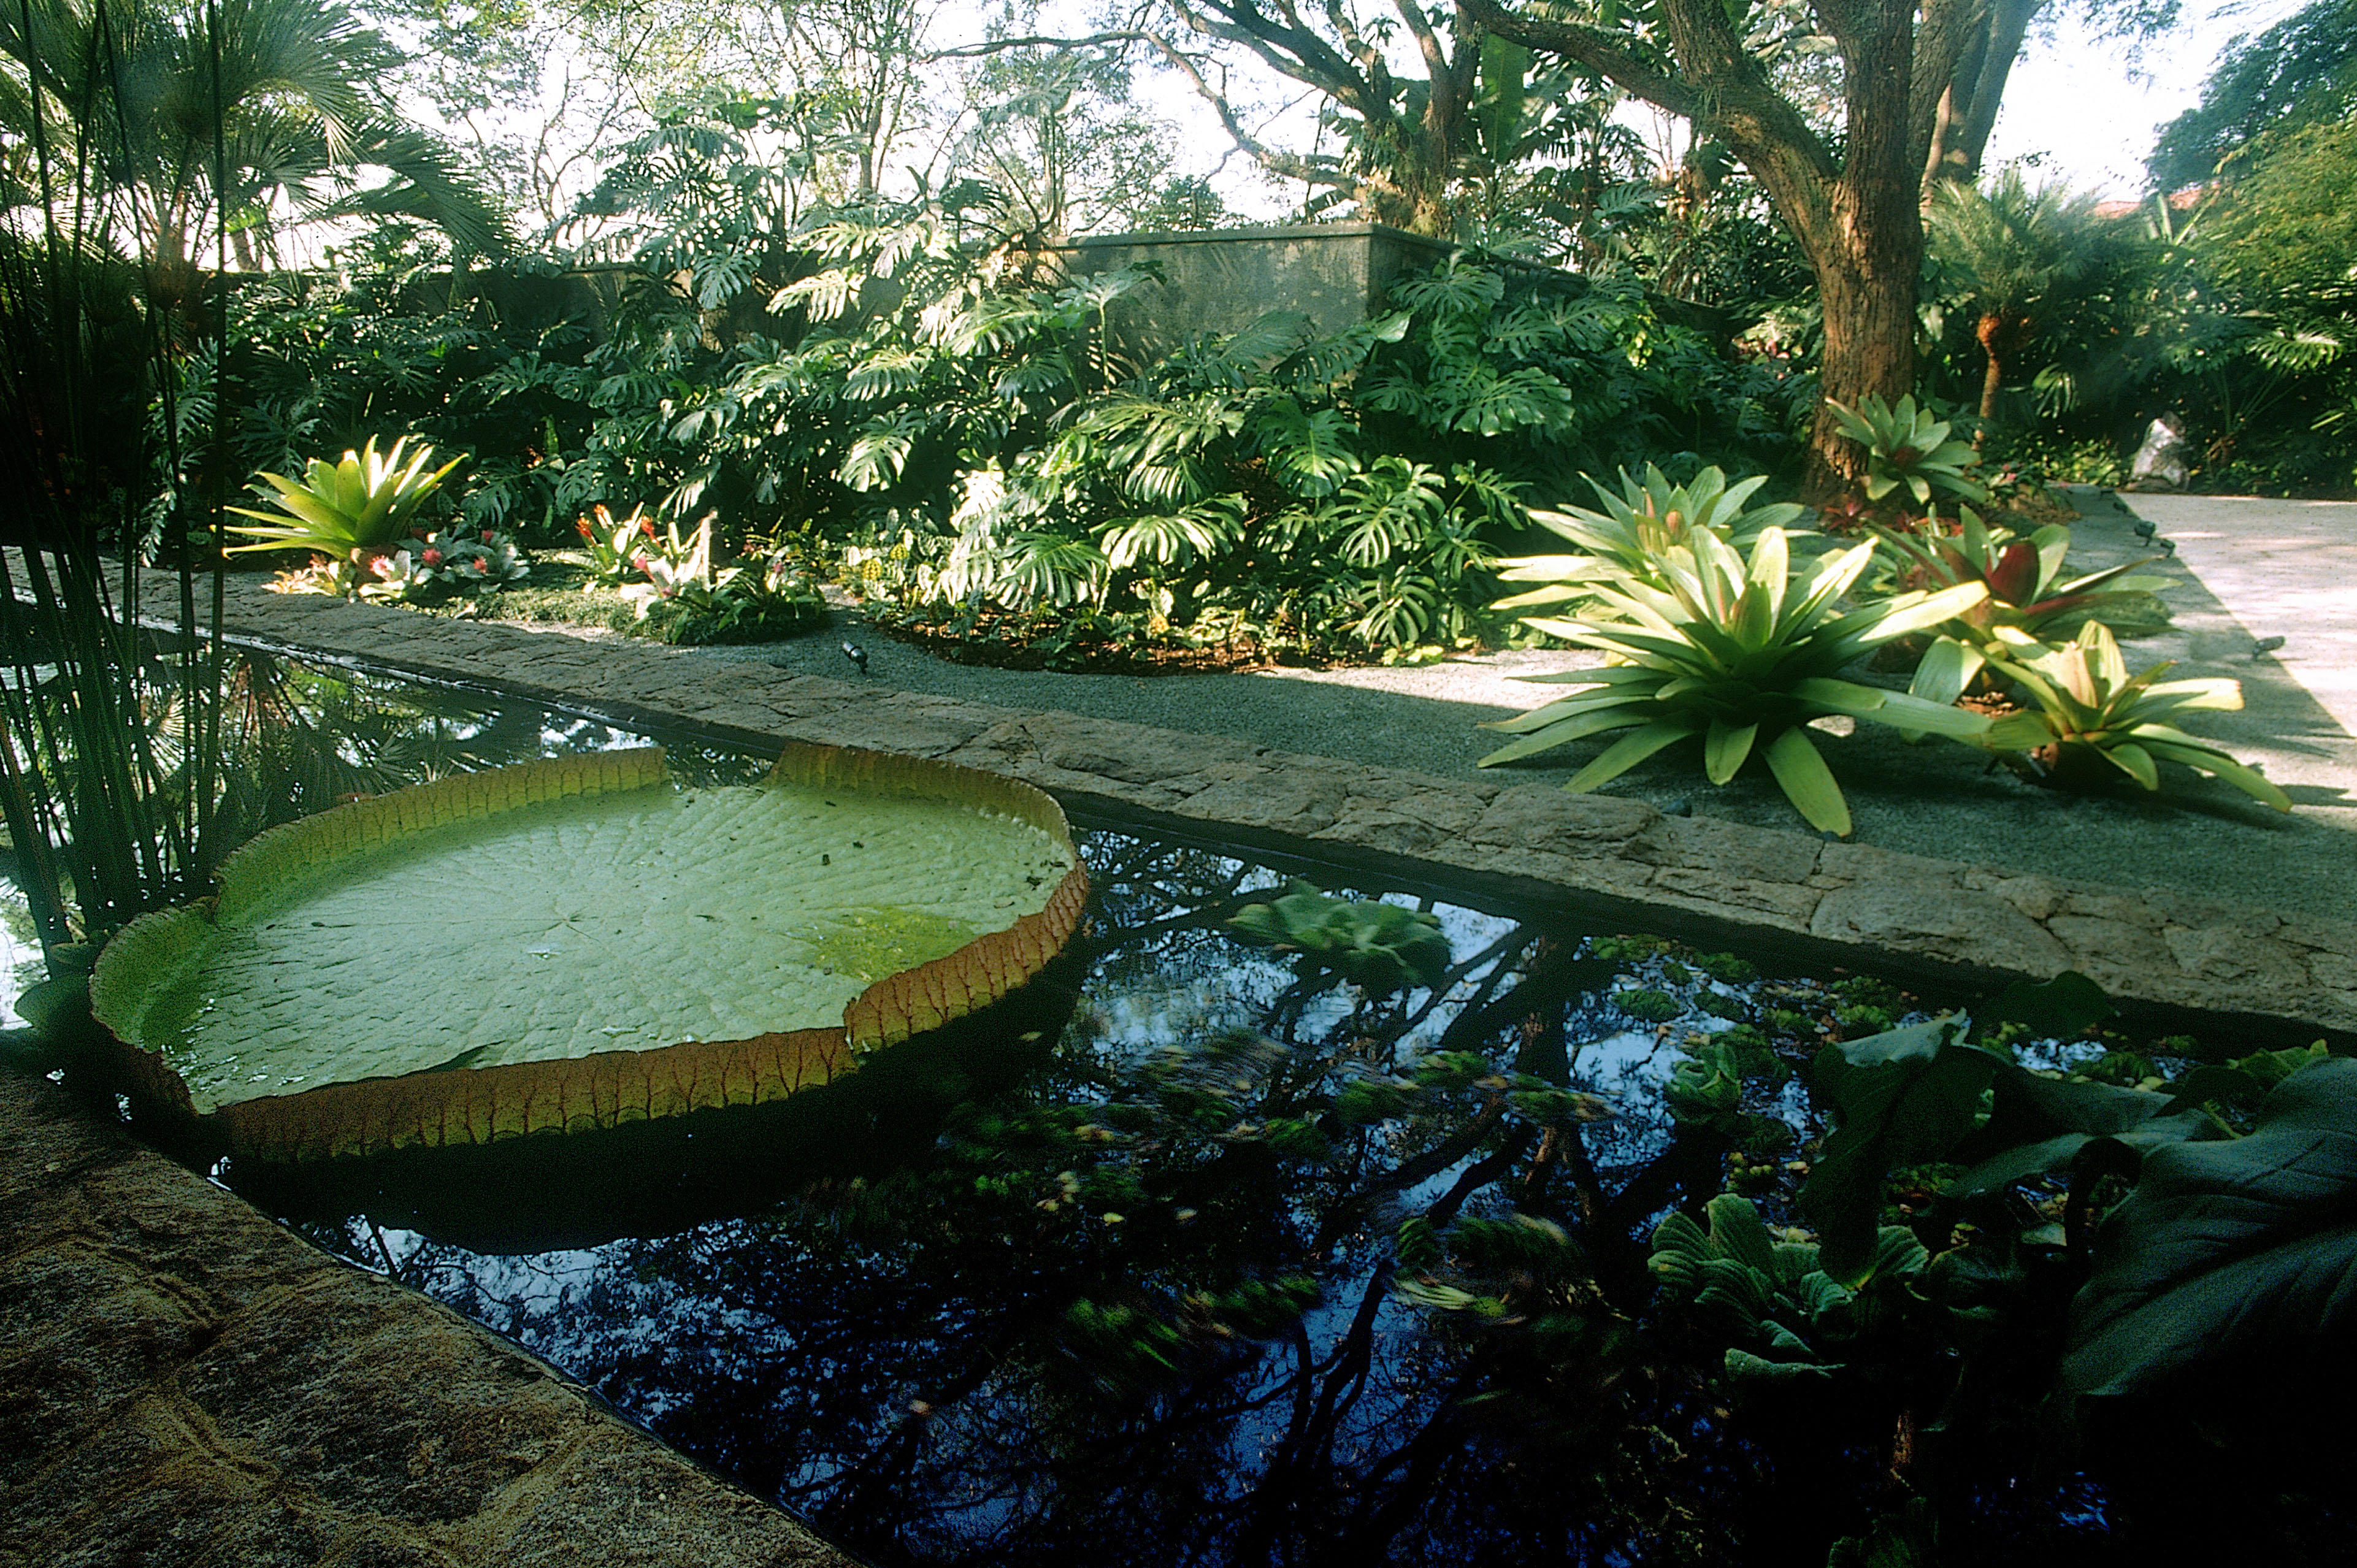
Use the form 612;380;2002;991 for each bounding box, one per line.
89;741;1087;1164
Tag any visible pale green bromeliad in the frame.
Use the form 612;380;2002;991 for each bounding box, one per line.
1479;527;1993;836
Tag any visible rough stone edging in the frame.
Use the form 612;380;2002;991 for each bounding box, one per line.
0;1073;861;1567
187;581;2357;1040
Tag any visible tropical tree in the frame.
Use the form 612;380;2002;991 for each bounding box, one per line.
945;11;1189;240
938;1;1526;238
1466;0;2180;493
2146;0;2357;190
0;0;503;318
1924;170;2114;424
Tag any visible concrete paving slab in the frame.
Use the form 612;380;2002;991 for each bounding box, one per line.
2114;492;2357;738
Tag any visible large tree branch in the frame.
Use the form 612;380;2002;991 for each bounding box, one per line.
1459;0;1709;120
1165;0;1384;120
922;20;1381;204
1907;0;1986;178
1470;0;1841;202
1922;0;2042;188
1136;26;1370;198
1324;0;1385;77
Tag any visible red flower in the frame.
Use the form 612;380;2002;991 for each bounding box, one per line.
481;530;495;543
473;557;491;572
422;548;443;565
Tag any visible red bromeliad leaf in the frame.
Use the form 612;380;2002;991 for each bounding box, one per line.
1986;540;2041;605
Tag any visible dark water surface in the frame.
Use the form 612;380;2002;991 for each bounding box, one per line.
31;653;2343;1567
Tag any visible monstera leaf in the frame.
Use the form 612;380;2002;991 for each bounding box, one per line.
2061;1057;2357;1399
90;744;1086;1162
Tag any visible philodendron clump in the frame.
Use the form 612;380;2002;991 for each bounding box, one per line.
1479;526;1993;835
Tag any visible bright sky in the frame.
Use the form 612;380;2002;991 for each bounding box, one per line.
1976;0;2307;197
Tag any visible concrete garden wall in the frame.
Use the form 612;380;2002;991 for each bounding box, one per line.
1046;223;1452;352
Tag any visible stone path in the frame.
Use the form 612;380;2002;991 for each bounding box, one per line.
2119;492;2357;739
690;490;2357;930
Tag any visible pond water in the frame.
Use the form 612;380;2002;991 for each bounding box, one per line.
15;652;2345;1566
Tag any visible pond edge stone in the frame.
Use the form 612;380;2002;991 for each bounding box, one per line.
150;581;2357;1042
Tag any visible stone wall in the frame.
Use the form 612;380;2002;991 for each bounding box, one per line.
1047;223;1452;353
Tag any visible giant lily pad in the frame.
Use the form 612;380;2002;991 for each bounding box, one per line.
90;743;1087;1163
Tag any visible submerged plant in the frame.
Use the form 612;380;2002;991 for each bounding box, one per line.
1481;529;1993;836
1650;1193;1926;1383
1983;620;2290;808
1228;882;1453;996
2064;1058;2357;1398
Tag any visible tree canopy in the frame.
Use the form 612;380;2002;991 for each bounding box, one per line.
2148;0;2357;189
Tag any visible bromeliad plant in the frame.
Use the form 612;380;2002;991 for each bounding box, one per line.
226;436;466;592
1825;393;1986;511
1480;528;1993;836
1495;464;1813;614
576;504;660;587
1874;508;2171;708
1982;621;2291;809
620;512;726;618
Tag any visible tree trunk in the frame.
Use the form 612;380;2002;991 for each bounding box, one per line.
1808;232;1922;497
1976;311;2006;423
1465;0;1954;493
1922;0;2041;193
1798;1;1926;499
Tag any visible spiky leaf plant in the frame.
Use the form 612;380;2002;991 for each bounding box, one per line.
1825;393;1986;507
1983;621;2290;809
224;435;464;577
1481;529;1992;836
1874;508;2171;709
1494;464;1811;614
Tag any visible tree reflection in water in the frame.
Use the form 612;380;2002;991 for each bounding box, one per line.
297;829;1815;1567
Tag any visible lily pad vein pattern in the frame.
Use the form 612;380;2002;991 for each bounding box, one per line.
153;779;1076;1114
